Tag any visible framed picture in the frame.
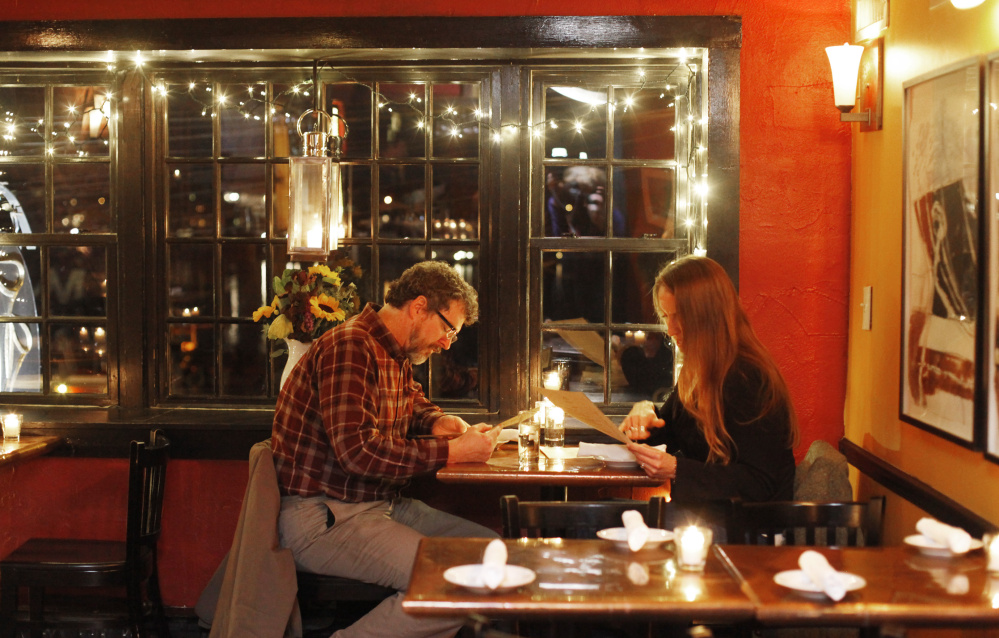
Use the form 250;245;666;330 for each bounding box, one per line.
900;58;982;446
987;53;999;462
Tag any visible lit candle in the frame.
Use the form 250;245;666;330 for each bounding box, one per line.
987;534;999;573
307;225;323;248
675;525;712;571
543;369;561;390
634;330;646;346
3;413;22;441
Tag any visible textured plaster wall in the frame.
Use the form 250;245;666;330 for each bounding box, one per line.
1;0;853;608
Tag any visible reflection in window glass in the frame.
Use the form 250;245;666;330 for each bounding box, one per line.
611;251;677;325
50;323;107;394
612;87;676;161
168;243;214;317
542;251;605;323
168;323;215;396
53;85;110;157
48;246;106;317
379;164;426;239
54;163;111;233
327;83;372;161
431;165;478;240
543;165;612;237
611;329;673;404
612;167;676;239
344;164;372;238
0;322;41;393
541;329;605;402
378;245;425;302
545;86;607;160
378;83;426;159
222;323;267;396
221;164;266;237
221;243;266;317
220;83;266;158
432;83;480;159
427;248;480;402
167;84;214;157
168;163;214;238
0;164;46;232
0;86;45;157
273;82;315;159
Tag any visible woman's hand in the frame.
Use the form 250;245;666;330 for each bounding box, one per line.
620;400;665;440
626;442;677;481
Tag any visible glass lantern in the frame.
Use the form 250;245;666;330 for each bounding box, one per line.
288;109;342;260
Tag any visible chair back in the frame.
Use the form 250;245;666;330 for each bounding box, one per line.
727;496;885;547
126;429;170;565
500;495;665;539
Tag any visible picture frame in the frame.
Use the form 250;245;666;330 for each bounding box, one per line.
900;58;982;446
986;52;999;463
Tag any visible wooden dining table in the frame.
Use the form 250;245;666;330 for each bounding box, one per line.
403;536;755;623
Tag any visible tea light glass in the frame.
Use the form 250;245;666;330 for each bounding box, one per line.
674;525;712;572
3;413;23;441
986;533;999;573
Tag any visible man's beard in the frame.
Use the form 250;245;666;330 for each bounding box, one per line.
404;326;440;365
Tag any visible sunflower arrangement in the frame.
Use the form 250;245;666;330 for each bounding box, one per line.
253;261;361;348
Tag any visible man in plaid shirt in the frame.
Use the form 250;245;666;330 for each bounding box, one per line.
273;261;500;638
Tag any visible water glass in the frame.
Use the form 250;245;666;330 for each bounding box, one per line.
518;409;539;467
544;406;565;449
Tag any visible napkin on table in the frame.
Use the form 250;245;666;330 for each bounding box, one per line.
621;509;650;552
577;442;667;463
798;550;847;601
916;517;972;554
481;539;508;590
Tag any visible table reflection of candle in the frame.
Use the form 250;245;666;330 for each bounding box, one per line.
3;413;22;441
987;534;999;573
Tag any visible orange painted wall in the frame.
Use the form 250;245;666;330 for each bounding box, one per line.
1;0;854;608
845;1;999;542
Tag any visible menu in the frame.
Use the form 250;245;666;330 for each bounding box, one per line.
541;388;630;444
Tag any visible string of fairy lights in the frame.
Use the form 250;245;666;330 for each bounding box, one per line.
0;49;710;252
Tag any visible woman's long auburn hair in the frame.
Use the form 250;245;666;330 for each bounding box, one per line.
652;256;799;464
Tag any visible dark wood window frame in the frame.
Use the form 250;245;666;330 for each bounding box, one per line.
0;16;741;458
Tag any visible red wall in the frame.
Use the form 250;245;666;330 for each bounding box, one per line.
1;0;853;609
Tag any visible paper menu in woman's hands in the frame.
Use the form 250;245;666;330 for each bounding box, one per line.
541;389;630;444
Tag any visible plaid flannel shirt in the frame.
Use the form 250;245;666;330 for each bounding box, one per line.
271;303;450;502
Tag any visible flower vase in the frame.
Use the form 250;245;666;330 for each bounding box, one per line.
280;338;312;389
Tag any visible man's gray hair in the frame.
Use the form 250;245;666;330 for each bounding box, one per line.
384;261;479;324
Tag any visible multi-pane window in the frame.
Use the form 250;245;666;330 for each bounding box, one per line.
156;69;488;405
0;74;114;399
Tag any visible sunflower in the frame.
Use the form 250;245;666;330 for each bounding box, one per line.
252;296;280;322
310;293;346;323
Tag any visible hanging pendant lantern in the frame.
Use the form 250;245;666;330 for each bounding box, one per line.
288;108;343;260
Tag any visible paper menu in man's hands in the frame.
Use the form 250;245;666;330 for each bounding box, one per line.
541;389;630;444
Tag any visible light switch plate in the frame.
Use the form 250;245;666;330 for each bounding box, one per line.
862;286;873;331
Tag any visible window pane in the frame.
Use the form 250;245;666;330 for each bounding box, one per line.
541;329;605;400
53;86;110;157
344;164;372;238
0;245;39;319
274;163;289;238
50;322;107;394
221;164;266;237
379;164;426;239
221;323;267;396
543;165;610;237
431;165;478;240
542;251;605;323
545;86;607;160
379;245;425;302
331;245;373;309
612;87;676;161
432;83;480;159
611;251;677;325
220;83;265;158
378;83;426;159
222;243;266;318
328;83;373;161
49;246;106;317
428;249;480;402
0;86;45;156
168;323;215;396
273;82;315;159
54;163;111;233
1;164;46;232
168;163;215;238
0;322;41;392
168;243;214;317
612;167;675;239
167;84;214;157
612;329;673;403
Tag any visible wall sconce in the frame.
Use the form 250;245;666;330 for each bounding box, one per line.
825;39;883;131
951;0;985;8
287;64;345;261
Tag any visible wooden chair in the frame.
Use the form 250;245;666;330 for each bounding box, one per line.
0;429;171;638
500;494;666;539
727;496;886;547
295;570;395;636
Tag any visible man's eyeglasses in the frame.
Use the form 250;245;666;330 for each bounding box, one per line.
434;309;459;343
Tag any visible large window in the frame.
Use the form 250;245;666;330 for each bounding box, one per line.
0;17;739;426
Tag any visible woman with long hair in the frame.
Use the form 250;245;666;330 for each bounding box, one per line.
623;255;799;504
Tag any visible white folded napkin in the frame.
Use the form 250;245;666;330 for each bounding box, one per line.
481;539;508;590
577;442;667;463
622;509;650;552
916;517;972;554
798;550;847;601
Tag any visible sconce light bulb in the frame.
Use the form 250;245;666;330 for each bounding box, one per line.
825;43;864;110
951;0;985;7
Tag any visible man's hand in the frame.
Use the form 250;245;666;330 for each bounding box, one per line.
620;400;665;440
446;423;500;464
432;415;469;437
